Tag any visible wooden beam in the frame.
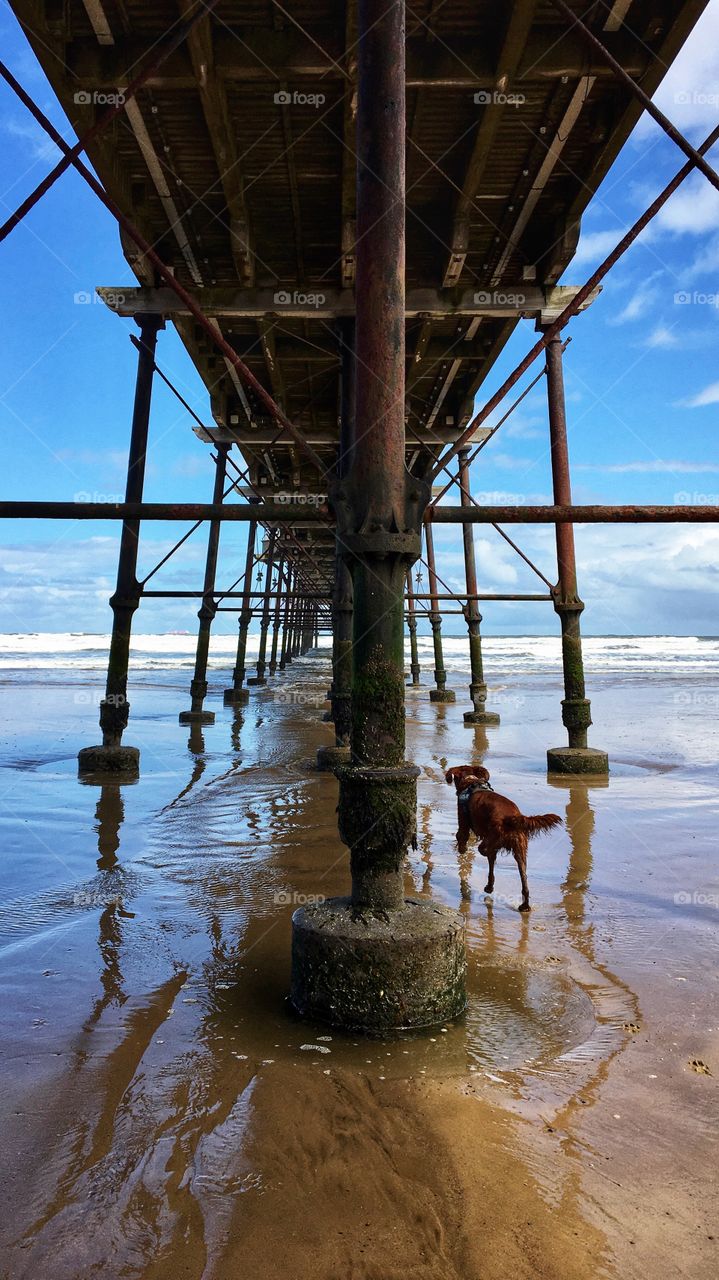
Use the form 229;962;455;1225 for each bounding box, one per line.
179;0;254;286
64;30;650;90
97;283;600;319
443;0;538;286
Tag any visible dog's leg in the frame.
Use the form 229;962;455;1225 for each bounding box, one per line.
515;841;530;911
456;808;471;854
484;850;496;895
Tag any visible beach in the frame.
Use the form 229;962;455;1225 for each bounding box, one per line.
0;633;717;1279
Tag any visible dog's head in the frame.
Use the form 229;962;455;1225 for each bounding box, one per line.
445;764;491;793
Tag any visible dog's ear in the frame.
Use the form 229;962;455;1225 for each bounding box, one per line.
445;768;457;785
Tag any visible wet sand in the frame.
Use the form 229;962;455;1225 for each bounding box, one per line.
0;652;717;1279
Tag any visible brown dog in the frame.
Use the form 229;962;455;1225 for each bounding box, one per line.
445;765;562;911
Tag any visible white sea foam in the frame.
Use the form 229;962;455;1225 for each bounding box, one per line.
0;632;716;675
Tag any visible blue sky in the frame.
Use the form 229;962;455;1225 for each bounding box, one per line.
0;2;718;636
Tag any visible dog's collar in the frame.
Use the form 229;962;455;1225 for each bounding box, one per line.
458;780;493;803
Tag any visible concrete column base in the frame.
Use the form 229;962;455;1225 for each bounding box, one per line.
78;745;140;777
316;744;352;772
463;710;501;725
223;687;249;705
246;676;266;686
430;688;455;703
179;709;215;725
291;896;466;1032
547;746;609;775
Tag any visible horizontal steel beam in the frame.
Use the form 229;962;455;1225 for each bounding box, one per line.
97;284;598;322
2;502;716;524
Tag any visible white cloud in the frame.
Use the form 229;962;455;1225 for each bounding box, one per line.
571;228;624;268
1;117;62;164
634;4;719;141
682;380;719;407
643;324;679;349
609;270;664;325
654;176;719;236
575;460;719;474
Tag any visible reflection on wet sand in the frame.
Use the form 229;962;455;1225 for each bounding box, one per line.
1;659;717;1278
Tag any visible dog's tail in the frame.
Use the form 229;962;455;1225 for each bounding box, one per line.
504;812;562;838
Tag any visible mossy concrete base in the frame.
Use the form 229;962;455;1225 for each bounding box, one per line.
291;896;467;1032
246;676;266;686
223;687;249;705
78;745;139;777
316;744;351;772
463;710;501;725
179;709;215;725
547;746;609;776
430;689;455;703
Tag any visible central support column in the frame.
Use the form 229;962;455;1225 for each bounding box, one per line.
425;520;455;703
543;331;608;776
291;0;465;1032
459;447;500;726
179;445;229;724
78;314;163;776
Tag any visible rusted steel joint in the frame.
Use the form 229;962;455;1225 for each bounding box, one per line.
110;587;141;613
100;696;130;740
552;587;585;616
562;698;592;732
198;599;217;623
190;678;208;703
336;765;419;868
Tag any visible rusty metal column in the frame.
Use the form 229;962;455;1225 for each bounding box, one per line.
250;529;277;685
224;514;257;705
544;331;608;775
405;571;421;686
291;0;465;1034
179;445;229;724
425;519;455;703
268;552;284;675
78;314;163;777
459;447;499;726
279;563;294;670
